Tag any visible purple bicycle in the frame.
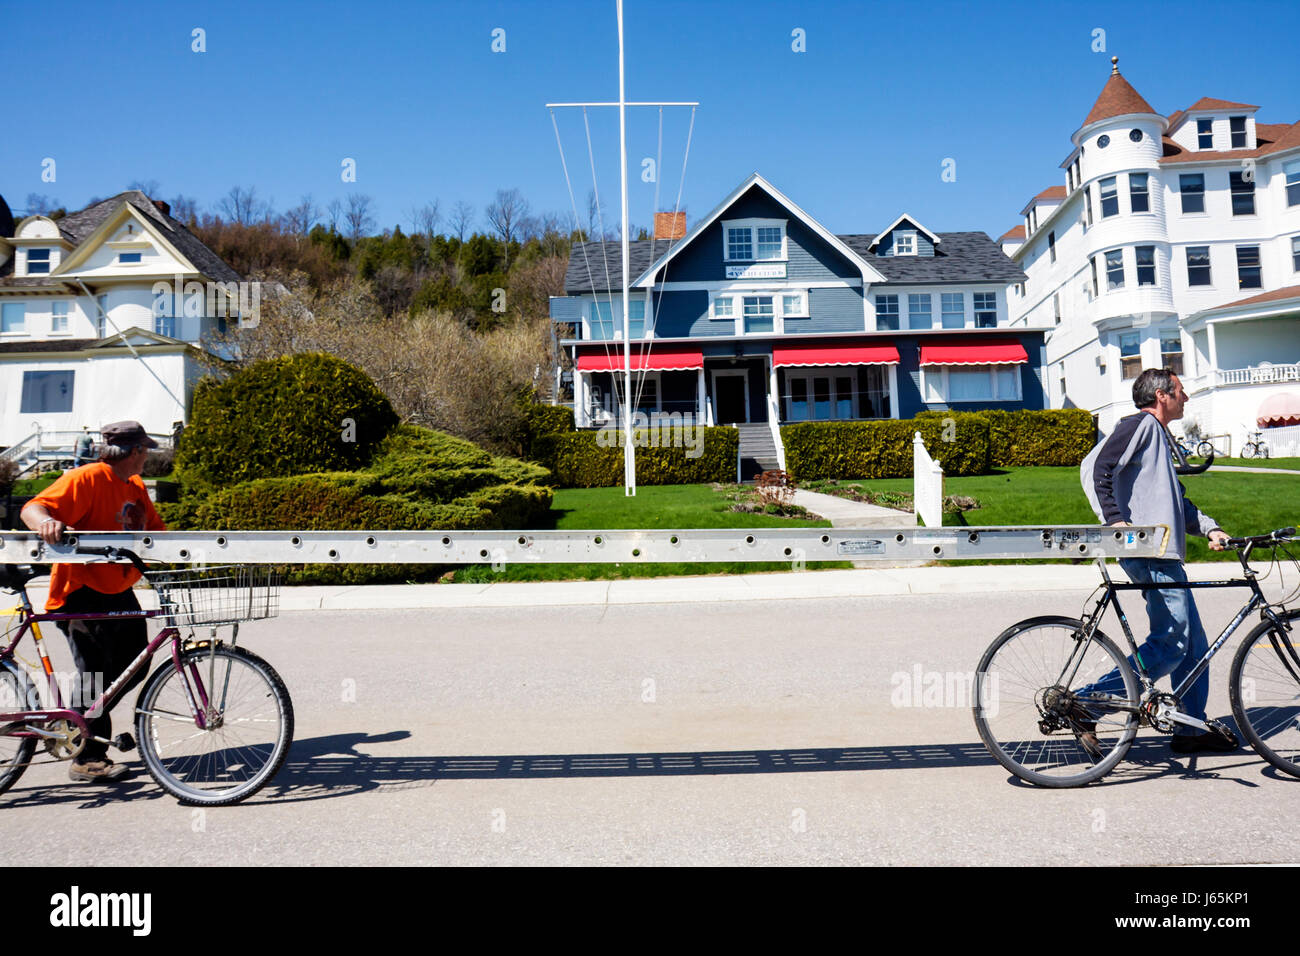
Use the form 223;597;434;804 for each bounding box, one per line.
0;546;292;805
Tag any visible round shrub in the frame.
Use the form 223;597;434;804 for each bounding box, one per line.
176;353;398;489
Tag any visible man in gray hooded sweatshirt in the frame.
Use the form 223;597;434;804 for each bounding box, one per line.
1076;368;1237;755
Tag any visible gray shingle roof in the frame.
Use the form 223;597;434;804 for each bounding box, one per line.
564;231;1024;292
0;337;98;353
57;191;242;283
564;239;682;293
839;232;1027;284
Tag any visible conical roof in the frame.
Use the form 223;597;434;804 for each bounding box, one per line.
1081;58;1159;128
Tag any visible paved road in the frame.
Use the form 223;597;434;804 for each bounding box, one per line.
4;582;1298;865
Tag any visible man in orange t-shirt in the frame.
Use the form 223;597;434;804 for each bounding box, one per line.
23;421;166;783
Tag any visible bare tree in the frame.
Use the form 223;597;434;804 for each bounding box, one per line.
325;198;343;232
450;201;475;242
406;200;440;237
344;193;375;239
484;188;530;257
24;193;59;215
218;185;270;225
167;194;199;223
127;179;162;197
283;194;320;236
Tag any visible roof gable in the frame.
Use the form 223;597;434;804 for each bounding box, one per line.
632;173;885;287
867;214;941;252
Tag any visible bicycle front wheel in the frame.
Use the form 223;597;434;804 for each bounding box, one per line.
974;616;1140;787
1230;609;1300;779
135;644;293;806
1242;443;1258;459
1196;441;1215;459
0;662;37;797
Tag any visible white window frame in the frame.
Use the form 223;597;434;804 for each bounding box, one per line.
711;287;809;334
1099;176;1119;218
907;293;933;329
51;301;70;335
894;230;916;256
25;248;52;275
1286;160;1300;207
1;302;26;335
588;297;647;340
920;364;1023;404
940;292;965;329
721;219;788;262
973;291;998;328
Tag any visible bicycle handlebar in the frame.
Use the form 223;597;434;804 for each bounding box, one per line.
1224;527;1296;550
73;545;149;574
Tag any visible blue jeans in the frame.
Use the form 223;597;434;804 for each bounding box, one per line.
1078;559;1209;736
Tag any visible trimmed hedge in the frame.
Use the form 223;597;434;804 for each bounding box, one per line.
540;427;740;487
518;400;575;462
161;422;554;584
914;408;1096;467
176;353;398;490
782;418;990;481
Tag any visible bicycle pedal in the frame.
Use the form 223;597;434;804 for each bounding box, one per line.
112;732;136;753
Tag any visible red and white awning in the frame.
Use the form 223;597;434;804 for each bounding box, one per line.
1257;392;1300;428
772;344;900;368
919;338;1029;366
575;347;704;372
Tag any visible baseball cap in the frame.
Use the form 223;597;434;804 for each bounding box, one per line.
100;421;159;448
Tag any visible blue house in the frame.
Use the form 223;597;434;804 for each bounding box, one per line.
550;173;1044;472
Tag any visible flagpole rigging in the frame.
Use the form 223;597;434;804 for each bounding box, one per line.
617;0;635;495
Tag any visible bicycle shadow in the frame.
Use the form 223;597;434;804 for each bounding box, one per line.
256;721;1293;803
5;720;1292;807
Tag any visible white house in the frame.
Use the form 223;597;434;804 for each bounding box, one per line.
1002;57;1300;455
0;190;248;460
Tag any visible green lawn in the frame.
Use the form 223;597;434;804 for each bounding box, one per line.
11;472;62;495
832;466;1300;563
452;483;848;582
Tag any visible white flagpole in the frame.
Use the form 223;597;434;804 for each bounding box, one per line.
617;0;635;496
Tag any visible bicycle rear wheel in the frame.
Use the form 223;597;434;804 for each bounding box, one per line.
1196;441;1215;459
1230;609;1300;779
0;662;37;796
974;616;1140;787
135;643;293;806
1242;443;1258;459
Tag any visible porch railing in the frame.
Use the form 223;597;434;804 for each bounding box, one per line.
1208;363;1300;387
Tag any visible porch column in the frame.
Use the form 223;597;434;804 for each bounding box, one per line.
1207;322;1219;385
696;367;707;427
767;358;779;424
575;372;589;428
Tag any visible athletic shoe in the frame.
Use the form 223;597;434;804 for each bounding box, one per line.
69;758;130;782
1170;727;1239;754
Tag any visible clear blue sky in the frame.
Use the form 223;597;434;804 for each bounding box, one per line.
4;0;1298;238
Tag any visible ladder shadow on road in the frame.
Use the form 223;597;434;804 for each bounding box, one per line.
254;729;1281;803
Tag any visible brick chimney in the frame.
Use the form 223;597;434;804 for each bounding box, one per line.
653;211;686;240
152;198;171;217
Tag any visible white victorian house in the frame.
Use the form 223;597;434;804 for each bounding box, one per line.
0;190;248;465
1002;58;1300;456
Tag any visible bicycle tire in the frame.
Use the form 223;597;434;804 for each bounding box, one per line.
135;643;293;806
0;662;37;797
1242;443;1258;459
1196;441;1215;459
973;615;1140;788
1229;608;1300;779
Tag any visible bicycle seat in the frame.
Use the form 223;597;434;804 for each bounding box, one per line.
0;564;43;593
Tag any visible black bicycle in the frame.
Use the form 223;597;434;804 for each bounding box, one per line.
972;527;1299;787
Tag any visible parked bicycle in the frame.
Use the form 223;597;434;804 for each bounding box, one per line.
1242;430;1270;460
972;527;1298;787
0;546;292;805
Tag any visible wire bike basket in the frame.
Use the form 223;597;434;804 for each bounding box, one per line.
146;565;282;627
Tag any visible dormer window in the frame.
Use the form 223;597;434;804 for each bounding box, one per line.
119;252;143;264
1197;118;1213;149
723;220;787;262
1230;116;1247;148
26;249;51;274
894;230;916;255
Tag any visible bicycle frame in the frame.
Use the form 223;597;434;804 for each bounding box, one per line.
1072;551;1295;725
1;587;218;753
